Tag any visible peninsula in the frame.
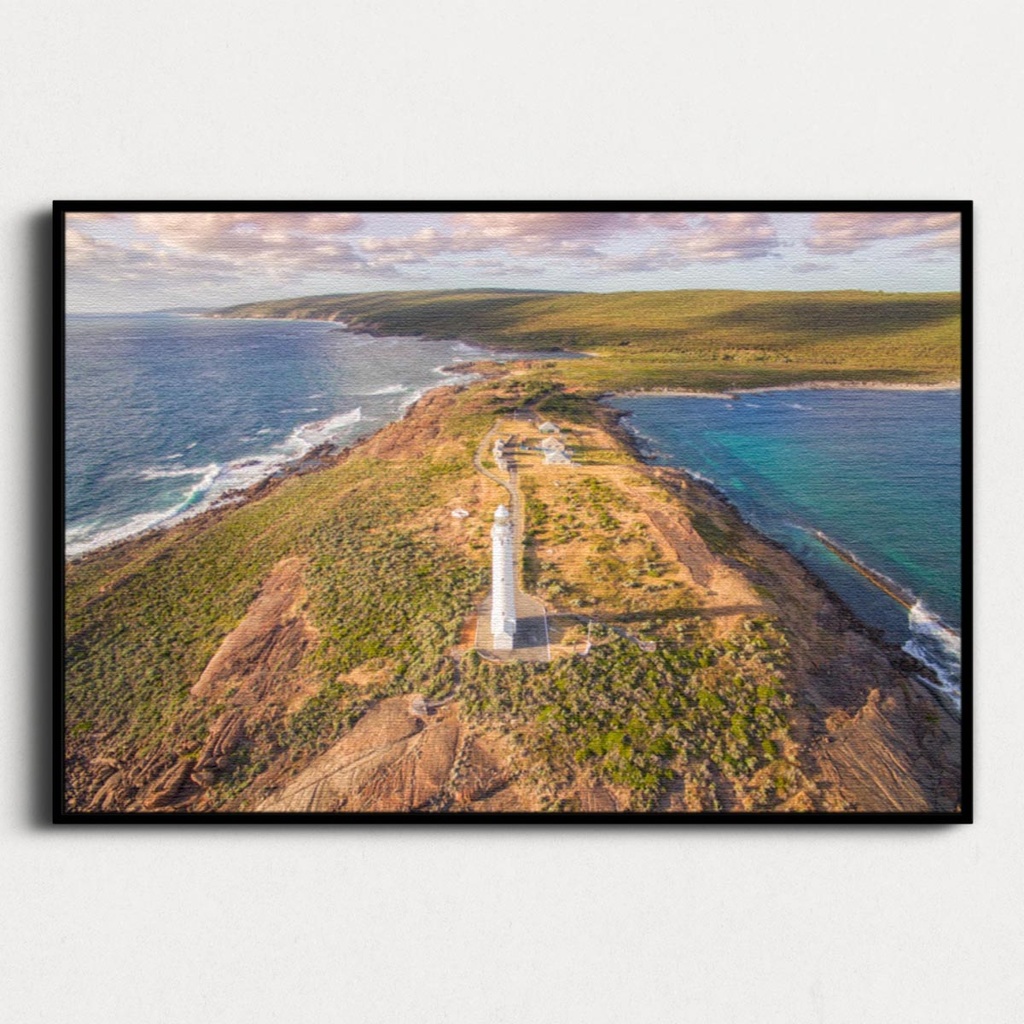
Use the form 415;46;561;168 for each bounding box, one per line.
64;289;962;814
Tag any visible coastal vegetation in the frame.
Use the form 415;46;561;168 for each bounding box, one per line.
214;287;961;391
460;620;792;811
64;385;500;808
64;309;962;814
65;374;802;812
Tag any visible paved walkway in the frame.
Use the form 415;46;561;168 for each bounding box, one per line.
474;591;551;662
472;419;551;662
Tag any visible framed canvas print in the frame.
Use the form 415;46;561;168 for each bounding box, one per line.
56;202;970;822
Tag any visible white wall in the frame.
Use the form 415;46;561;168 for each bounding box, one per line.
3;2;1020;1021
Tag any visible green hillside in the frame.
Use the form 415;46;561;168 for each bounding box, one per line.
214;288;962;390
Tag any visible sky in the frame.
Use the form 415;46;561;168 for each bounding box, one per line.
64;210;962;312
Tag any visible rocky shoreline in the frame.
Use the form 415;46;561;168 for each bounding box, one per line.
64;367;961;814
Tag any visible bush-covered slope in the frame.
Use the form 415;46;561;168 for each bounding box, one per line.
213;287;961;388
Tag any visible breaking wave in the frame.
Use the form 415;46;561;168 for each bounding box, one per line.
66;463;221;558
288;407;362;452
904;601;962;711
682;467;716;486
810;531;961;710
66;408;364;558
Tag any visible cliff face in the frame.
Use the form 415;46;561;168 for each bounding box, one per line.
63;374;960;816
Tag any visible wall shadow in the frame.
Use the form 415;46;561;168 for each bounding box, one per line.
27;210;54;828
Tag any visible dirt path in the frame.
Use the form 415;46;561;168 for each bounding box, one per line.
472;419;550;660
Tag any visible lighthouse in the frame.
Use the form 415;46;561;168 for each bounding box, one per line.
490;504;517;649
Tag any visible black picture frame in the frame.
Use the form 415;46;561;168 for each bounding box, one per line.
55;199;972;824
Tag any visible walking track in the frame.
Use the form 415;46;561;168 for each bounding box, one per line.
472;421;550;662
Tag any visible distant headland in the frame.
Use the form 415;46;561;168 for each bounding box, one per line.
209;287;961;394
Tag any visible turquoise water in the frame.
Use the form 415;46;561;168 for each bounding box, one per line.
612;389;962;705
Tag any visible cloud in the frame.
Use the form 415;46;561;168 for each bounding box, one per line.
67;212;372;284
806;212;961;255
134;212;364;254
606;213;780;271
909;226;962;253
449;212;630;257
66;225;243;285
357;211;780;273
662;212;779;261
360;227;450;266
351;213;626;271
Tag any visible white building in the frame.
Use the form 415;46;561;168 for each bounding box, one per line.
544;449;572;466
490;504;516;649
538;421;559;434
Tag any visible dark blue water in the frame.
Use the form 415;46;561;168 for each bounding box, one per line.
612;389;962;705
65;313;495;557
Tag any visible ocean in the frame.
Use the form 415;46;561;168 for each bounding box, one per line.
64;313;498;558
612;389;962;708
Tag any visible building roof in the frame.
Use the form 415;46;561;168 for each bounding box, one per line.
538;421;559;433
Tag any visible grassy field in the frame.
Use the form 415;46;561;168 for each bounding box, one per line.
215;287;962;391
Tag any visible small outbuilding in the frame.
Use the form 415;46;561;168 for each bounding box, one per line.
538;421;559;434
451;508;470;519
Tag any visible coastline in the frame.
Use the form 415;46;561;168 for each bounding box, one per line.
611;380;961;399
64;352;954;576
604;391;962;717
64;370;962;813
62;332;509;564
65;325;963;708
610;410;962;732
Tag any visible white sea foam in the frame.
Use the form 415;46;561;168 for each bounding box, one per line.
67;463;222;557
430;362;481;389
363;384;408;396
68;408;367;558
903;600;961;710
683;467;716;486
288;407;363;453
139;463;219;481
400;389;428;411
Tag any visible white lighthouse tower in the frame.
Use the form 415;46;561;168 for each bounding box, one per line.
490;504;517;649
